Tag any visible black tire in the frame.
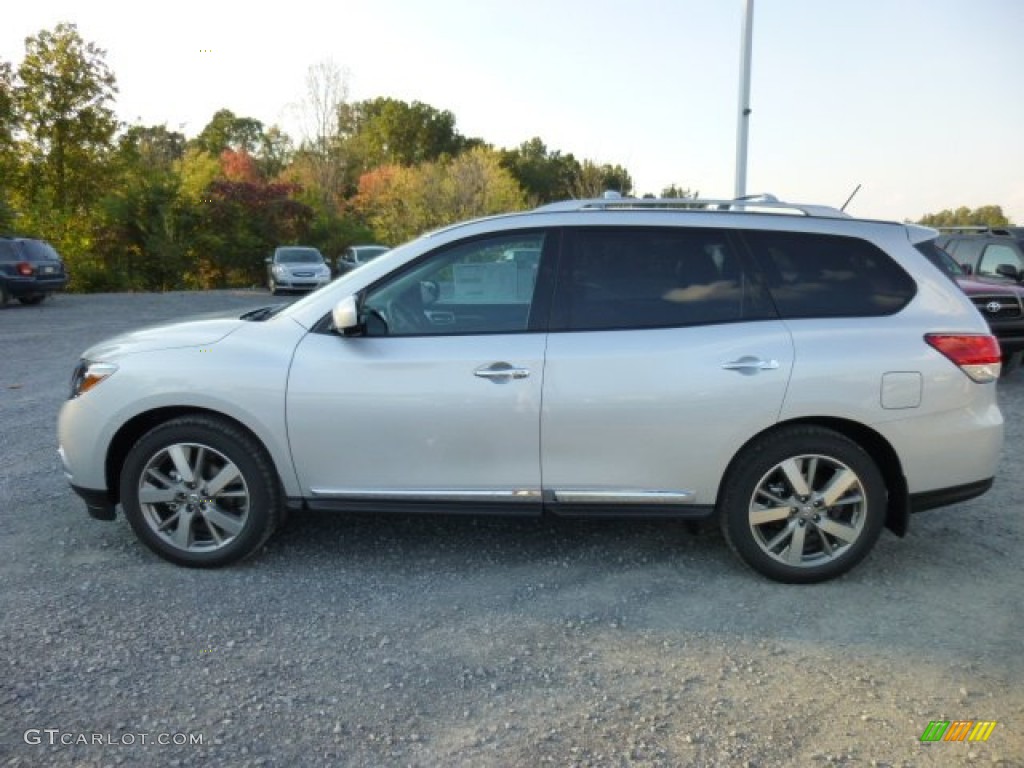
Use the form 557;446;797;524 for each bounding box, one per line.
0;283;8;306
19;295;45;305
119;415;283;567
719;426;886;584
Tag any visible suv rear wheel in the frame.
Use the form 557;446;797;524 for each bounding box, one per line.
120;415;283;567
720;426;886;583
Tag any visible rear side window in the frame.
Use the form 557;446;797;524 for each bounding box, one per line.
554;227;774;331
742;231;916;318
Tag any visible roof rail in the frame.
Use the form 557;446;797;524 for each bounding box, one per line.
936;226;1017;236
534;194;848;219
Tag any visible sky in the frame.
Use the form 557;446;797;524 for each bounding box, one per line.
2;0;1023;223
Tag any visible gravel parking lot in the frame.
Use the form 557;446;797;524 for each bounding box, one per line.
1;291;1022;767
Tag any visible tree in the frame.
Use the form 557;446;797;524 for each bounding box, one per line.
84;124;191;291
918;205;1012;228
499;137;579;204
193;108;264;155
342;97;473;171
354;147;525;245
0;60;16;230
294;59;350;209
570;160;633;199
15;23;118;218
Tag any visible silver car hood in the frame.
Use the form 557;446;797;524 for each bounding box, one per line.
82;313;246;360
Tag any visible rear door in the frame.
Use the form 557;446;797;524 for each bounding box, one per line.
540;226;793;510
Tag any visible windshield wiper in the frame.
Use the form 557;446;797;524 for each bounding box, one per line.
240;304;286;322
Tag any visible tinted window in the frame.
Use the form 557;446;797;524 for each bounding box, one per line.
555;227;772;331
20;240;61;262
743;231;916;318
915;240;962;283
0;241;19;262
363;232;546;336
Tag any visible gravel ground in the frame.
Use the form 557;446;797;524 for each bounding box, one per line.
0;290;1022;768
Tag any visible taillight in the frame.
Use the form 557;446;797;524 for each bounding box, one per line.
16;261;33;276
925;334;1002;383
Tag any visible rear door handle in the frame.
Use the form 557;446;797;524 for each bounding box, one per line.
474;362;530;382
722;356;780;374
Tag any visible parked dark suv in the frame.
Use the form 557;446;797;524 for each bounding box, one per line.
937;227;1024;284
0;237;69;306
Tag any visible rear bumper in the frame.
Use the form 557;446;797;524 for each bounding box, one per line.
3;275;68;297
909;478;994;513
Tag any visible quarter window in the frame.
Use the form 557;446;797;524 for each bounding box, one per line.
743;231;916;318
362;232;546;335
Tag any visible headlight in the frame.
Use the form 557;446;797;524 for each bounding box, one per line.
272;265;287;276
70;360;118;398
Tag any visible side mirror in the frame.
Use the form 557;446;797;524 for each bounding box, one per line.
332;295;359;333
264;257;272;264
996;264;1021;281
961;263;973;275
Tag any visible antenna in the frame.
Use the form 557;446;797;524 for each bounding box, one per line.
841;184;862;212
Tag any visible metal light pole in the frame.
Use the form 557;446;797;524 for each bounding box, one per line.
734;0;754;199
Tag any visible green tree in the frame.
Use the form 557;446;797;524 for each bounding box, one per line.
918;205;1012;228
499;137;579;204
15;22;118;218
90;124;190;291
0;60;17;231
192;108;264;155
570;159;633;199
342;97;475;171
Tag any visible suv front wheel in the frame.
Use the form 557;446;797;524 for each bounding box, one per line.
719;426;886;583
119;415;283;567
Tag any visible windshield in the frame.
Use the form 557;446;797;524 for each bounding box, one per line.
276;248;323;264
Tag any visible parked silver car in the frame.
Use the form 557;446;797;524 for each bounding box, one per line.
266;246;331;294
58;197;1004;582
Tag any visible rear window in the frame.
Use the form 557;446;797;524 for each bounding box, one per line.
742;231;916;318
20;240;61;262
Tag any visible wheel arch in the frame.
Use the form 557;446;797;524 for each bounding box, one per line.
718;416;910;537
105;406;287;508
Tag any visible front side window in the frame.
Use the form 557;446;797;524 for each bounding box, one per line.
743;230;916;318
362;232;546;336
978;243;1024;278
552;227;771;331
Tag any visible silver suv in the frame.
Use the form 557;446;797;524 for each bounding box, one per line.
58;197;1004;583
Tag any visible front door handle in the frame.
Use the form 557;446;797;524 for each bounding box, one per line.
474;362;530;382
722;356;780;374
